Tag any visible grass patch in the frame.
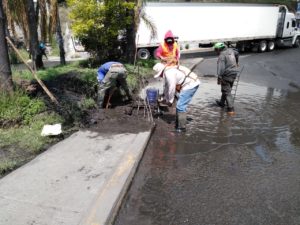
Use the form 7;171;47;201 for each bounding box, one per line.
0;89;46;127
0;160;18;175
9;48;30;64
13;61;97;82
0;113;63;152
0;111;63;176
81;97;97;110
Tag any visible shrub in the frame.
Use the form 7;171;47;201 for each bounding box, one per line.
67;0;135;62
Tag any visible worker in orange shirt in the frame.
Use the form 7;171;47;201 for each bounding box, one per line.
155;30;180;66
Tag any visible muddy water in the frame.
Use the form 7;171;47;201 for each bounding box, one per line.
115;54;300;225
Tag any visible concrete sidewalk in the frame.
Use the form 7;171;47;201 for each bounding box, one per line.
0;128;153;225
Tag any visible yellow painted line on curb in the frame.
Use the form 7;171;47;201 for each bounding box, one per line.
83;152;135;225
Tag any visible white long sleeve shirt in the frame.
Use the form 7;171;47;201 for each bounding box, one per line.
163;65;201;104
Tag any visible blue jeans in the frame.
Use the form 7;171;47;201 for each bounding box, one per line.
176;85;199;113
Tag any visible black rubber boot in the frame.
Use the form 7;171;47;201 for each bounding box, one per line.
215;99;225;108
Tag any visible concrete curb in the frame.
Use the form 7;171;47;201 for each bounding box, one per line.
80;125;155;225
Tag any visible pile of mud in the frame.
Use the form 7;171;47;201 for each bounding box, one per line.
85;106;153;134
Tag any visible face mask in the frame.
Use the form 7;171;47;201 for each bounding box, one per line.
166;39;174;44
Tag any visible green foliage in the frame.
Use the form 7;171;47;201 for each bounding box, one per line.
125;63;153;92
0;160;18;175
81;97;97;110
9;51;20;64
13;61;97;82
67;0;135;62
136;58;159;69
0;90;46;126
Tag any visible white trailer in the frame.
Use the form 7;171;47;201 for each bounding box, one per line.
136;3;300;59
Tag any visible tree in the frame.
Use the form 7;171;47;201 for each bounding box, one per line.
68;0;135;63
3;0;30;49
0;0;13;93
50;0;66;65
4;0;66;66
124;0;157;63
26;0;42;70
39;0;48;43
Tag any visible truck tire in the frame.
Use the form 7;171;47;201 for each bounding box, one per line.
258;40;267;52
137;48;151;60
236;42;245;52
267;41;275;51
293;38;300;48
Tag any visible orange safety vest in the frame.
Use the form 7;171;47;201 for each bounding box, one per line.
161;42;178;59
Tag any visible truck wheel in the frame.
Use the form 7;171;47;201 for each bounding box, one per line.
258;41;267;52
267;41;275;51
236;42;245;52
293;38;300;48
137;48;151;60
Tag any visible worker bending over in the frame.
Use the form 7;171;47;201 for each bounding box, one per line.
214;42;239;115
153;63;200;132
97;62;132;109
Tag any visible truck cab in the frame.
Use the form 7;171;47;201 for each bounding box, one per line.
276;6;300;47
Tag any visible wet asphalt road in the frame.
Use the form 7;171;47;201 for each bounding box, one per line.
114;48;300;225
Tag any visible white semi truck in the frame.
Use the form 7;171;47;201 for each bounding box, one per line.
136;2;300;59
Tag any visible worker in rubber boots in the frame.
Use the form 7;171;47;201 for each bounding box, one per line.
214;42;239;115
156;30;180;65
153;63;200;132
97;62;132;109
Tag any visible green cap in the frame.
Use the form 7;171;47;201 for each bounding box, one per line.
213;42;225;49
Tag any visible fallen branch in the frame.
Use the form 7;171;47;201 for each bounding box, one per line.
6;37;59;105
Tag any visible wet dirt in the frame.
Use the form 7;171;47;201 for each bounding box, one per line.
19;72;152;134
114;49;300;225
85;106;152;134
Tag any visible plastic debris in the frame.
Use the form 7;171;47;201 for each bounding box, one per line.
41;124;62;136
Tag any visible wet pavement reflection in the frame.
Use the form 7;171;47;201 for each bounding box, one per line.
114;50;300;225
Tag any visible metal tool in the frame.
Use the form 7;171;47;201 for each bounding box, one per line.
232;65;244;103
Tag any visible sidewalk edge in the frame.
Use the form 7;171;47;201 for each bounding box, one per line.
81;124;155;225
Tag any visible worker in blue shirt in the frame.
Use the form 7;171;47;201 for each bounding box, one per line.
97;62;132;108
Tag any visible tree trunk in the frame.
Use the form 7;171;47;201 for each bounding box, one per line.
35;0;39;25
125;4;138;64
125;24;136;64
55;5;66;65
48;16;53;44
40;0;47;43
26;0;42;70
0;1;13;93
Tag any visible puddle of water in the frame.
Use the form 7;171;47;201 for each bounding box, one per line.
255;145;273;163
139;77;300;157
115;74;300;225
